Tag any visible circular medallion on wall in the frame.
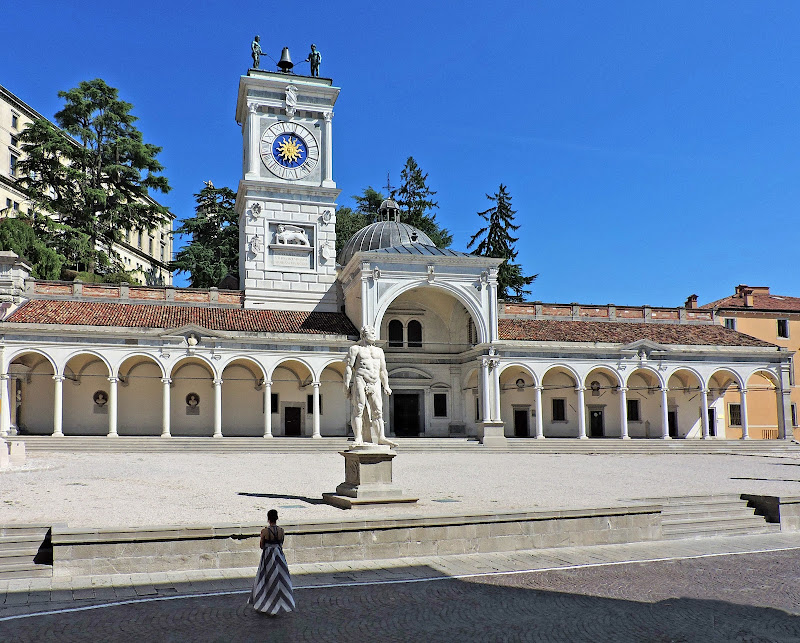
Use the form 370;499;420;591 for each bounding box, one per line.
93;390;108;407
260;121;320;180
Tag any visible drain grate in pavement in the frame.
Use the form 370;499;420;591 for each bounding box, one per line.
432;498;461;503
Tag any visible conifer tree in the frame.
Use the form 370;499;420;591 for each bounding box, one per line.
334;186;385;255
395;157;452;247
170;183;238;288
16;79;171;273
468;184;537;301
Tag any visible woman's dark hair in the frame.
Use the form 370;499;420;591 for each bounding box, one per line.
267;509;278;522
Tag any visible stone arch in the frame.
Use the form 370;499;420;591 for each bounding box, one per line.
583;365;623;390
625;366;666;389
374;280;488;345
708;368;744;391
170;356;216;437
114;352;167;378
499;363;538;438
220;357;268;437
7;349;57;435
269;358;315;437
118;354;164;436
318;361;348;436
62;352;114;436
743;368;783;440
541;365;581;438
63;350;112;379
542;364;581;386
499;362;539;387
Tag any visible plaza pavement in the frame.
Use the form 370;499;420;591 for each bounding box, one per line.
2;532;800;641
3;450;800;528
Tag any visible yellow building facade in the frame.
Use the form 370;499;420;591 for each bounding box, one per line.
700;286;799;440
0;84;172;285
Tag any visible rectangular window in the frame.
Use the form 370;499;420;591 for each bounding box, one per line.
729;403;742;427
5;198;11;209
791;403;797;427
552;398;566;422
475;396;480;422
777;319;789;339
149;237;154;255
10;135;18;148
138;231;143;247
9;153;18;177
627;398;641;422
11;113;18;129
790;356;795;386
271;393;278;413
433;393;447;417
724;318;736;330
306;394;323;415
12;202;19;211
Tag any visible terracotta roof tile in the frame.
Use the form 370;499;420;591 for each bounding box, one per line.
4;300;358;336
499;318;774;347
701;293;800;313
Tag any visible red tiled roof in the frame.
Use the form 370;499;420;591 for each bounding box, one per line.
4;300;358;336
499;318;775;347
701;293;800;313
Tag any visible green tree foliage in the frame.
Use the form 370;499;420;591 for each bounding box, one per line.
334;186;384;255
468;184;537;302
170;183;238;288
16;79;171;273
0;216;63;279
395;157;452;248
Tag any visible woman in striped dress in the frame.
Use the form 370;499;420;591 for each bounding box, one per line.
249;509;295;615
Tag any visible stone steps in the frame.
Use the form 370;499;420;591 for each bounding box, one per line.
0;525;52;580
656;495;780;540
14;435;799;455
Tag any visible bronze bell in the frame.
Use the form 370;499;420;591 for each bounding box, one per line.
277;47;293;73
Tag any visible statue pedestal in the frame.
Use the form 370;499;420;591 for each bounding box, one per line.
479;421;508;447
322;445;418;509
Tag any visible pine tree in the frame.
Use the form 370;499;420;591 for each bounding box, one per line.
395;157;452;248
16;79;171;273
0;216;63;279
468;184;537;302
170;183;238;288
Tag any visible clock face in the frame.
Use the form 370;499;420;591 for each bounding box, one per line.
260;121;319;180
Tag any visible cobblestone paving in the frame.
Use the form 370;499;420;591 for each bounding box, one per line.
3;550;799;642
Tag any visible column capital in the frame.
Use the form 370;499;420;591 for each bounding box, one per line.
247;101;258;114
264;380;273;387
312;381;321;388
0;373;8;381
53;375;65;383
108;376;119;384
213;379;223;386
533;385;543;392
575;386;586;393
323;111;333;122
660;386;669;393
618;386;628;393
161;377;172;385
740;388;749;394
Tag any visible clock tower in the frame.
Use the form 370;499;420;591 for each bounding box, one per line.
235;68;341;311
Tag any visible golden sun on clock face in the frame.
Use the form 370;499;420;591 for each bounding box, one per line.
260;122;319;180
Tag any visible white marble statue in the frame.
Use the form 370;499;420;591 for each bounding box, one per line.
344;325;398;448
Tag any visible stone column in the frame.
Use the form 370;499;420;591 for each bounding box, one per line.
213;379;223;438
491;362;501;421
312;381;321;438
323;111;333;185
263;380;273;438
360;273;369;330
740;388;750;439
700;388;710;439
619;387;630;439
53;375;64;437
480;359;490;422
777;363;794;440
661;387;670;439
0;373;9;437
247;102;259;177
107;377;119;437
534;385;544;439
161;378;171;438
576;387;587;439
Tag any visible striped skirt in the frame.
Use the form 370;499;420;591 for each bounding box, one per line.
248;544;296;615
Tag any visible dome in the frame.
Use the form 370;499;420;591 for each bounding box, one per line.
338;220;435;265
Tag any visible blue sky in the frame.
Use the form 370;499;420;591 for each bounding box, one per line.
3;1;799;304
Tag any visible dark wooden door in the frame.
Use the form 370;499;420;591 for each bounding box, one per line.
708;408;716;437
668;411;678;438
514;409;529;437
285;407;301;436
393;394;420;437
590;409;604;437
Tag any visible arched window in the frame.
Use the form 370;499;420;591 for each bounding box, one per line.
388;320;404;347
407;320;422;348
